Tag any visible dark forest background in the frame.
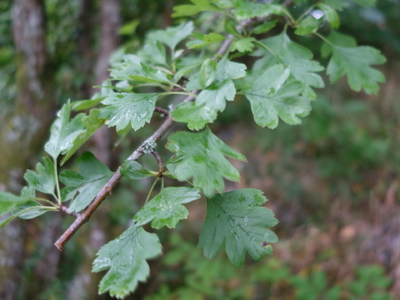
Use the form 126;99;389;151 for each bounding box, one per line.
1;0;400;299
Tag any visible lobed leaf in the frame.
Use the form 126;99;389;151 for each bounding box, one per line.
99;92;158;132
254;32;324;99
198;189;278;268
45;101;86;160
0;191;30;216
23;157;56;196
92;225;162;299
134;187;201;229
231;0;283;20
148;22;193;50
318;4;340;29
166;127;246;197
60;152;113;212
172;0;222;17
327;45;386;94
110;54;172;84
187;56;246;112
240;64;312;129
61;109;105;165
295;16;323;36
121;161;153;180
172;101;218;131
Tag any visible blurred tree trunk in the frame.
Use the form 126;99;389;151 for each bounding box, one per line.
0;0;56;299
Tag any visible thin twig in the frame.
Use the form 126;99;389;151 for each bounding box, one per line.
57;205;80;218
152;150;166;174
154;107;170;116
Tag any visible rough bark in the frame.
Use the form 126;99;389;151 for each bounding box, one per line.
0;1;55;299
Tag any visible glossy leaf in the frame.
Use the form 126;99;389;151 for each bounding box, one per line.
61;109;105;165
254;32;324;98
252;20;277;34
166;127;246;197
327;45;386;94
231;37;255;53
241;64;311;129
92;225;162;299
321;30;356;58
23;157;56;196
318;3;340;29
295;16;323;36
0;191;30;216
60;152;113;212
121;161;153;180
231;0;282;20
148;22;193;50
172;0;222;17
200;58;217;89
172;101;218;131
186;32;225;49
45;101;86;160
134;187;200;229
110;54;172;84
12;201;51;219
198;189;278;268
99;92;158;132
187;57;246;112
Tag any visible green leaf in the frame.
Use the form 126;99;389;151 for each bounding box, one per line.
186;32;225;49
0;216;15;230
231;37;255;53
241;64;311;129
23;157;56;196
295;16;323;36
119;19;140;35
99;92;158;132
254;32;324;98
110;54;172;84
148;22;193;50
232;0;283;20
172;0;222;17
318;4;340;29
60;152;113;212
71;97;105;111
171;101;218;131
187;57;246;112
166;127;246;197
174;57;203;82
198;189;278;268
252;20;277;34
92;225;162;299
61;109;105;165
137;40;167;66
134;187;200;229
224;19;240;36
0;191;30;216
320;30;356;58
327;45;386;94
45;101;86;160
121;161;153;180
200;58;217;89
12;201;51;219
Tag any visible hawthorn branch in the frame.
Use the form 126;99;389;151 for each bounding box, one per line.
152;150;166;174
54;12;273;250
154;107;169;116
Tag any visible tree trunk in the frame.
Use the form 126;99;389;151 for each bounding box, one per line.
0;1;55;299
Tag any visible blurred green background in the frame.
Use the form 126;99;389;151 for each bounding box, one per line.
1;0;400;299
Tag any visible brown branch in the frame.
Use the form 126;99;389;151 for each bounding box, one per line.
152;150;165;174
154;107;170;116
57;205;80;218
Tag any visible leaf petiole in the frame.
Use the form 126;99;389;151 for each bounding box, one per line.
145;177;160;204
53;158;62;205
